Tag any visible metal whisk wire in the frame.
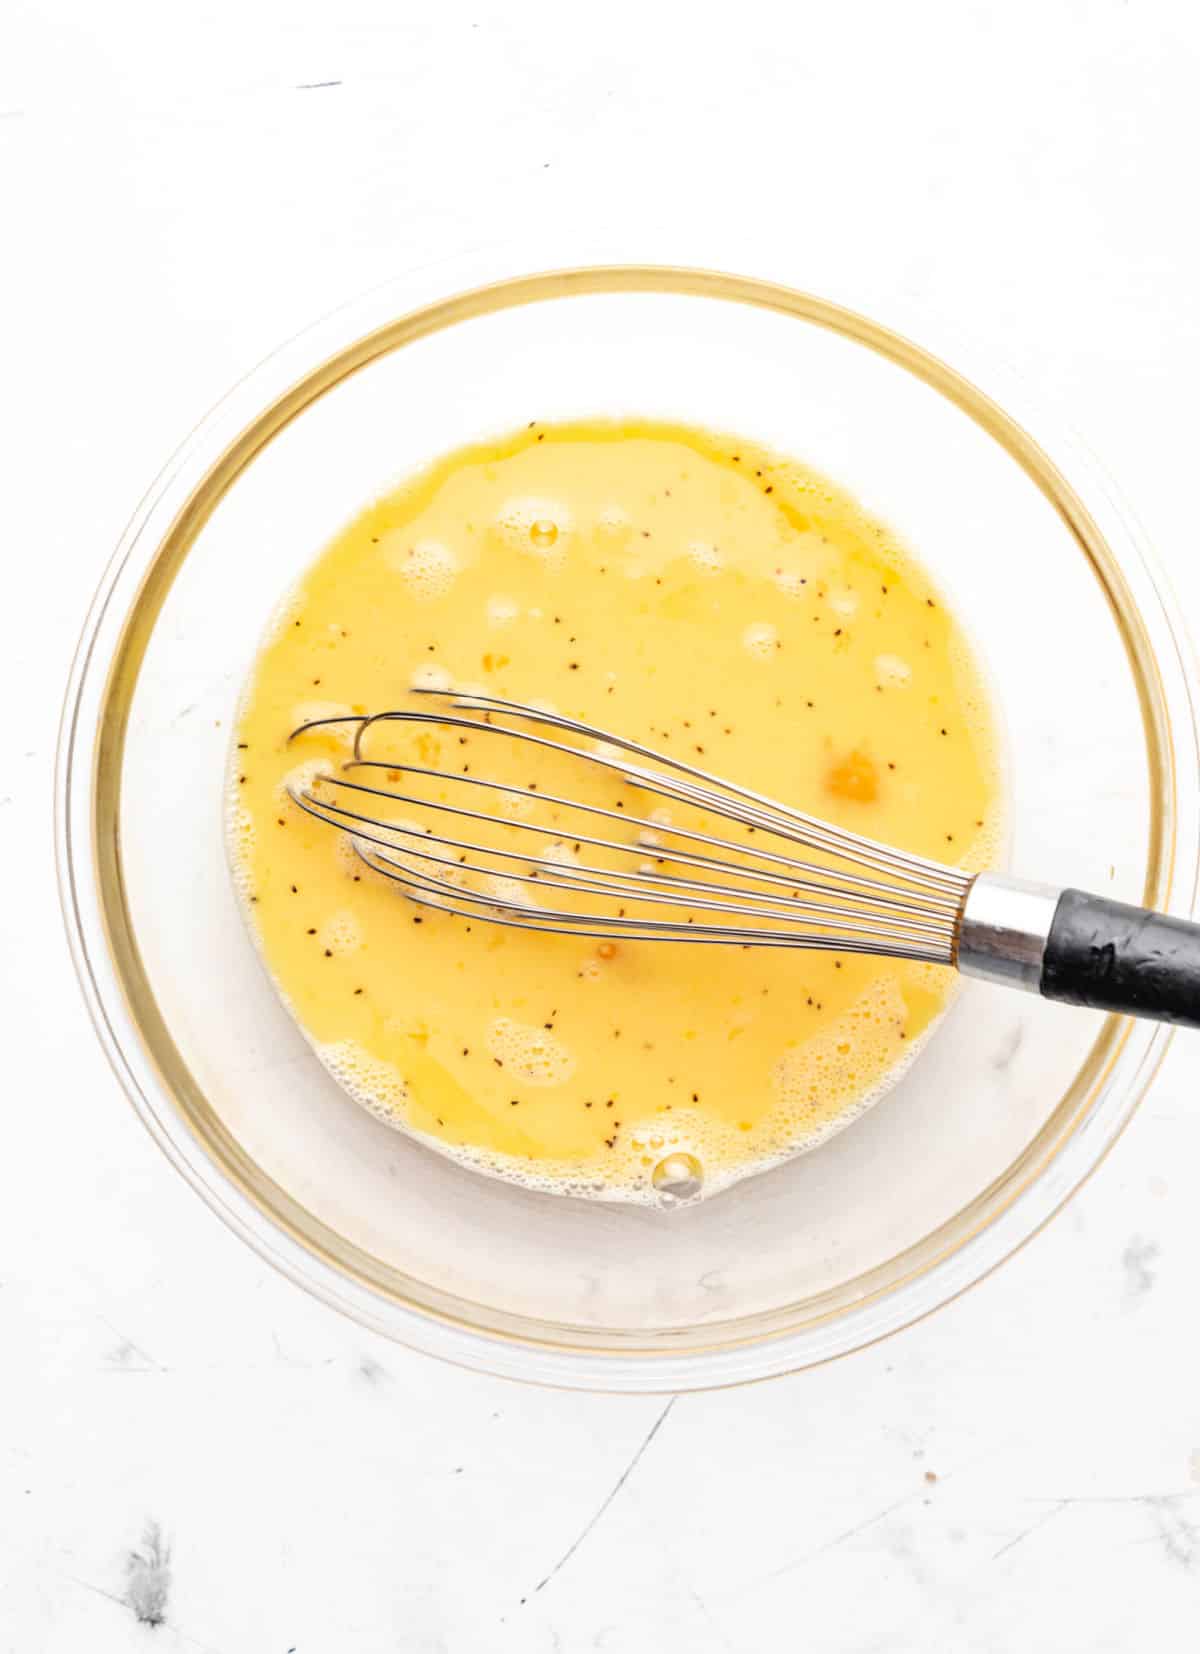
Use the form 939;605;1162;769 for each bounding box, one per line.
285;691;971;965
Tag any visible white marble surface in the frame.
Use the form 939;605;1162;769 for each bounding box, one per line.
4;1;1200;1647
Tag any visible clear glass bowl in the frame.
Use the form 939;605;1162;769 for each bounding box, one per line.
57;264;1200;1391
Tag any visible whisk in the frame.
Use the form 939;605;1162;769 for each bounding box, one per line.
288;690;1200;1030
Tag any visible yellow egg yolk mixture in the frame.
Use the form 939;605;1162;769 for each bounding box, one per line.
228;420;1001;1203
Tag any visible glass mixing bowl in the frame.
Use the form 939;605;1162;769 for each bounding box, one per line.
57;264;1200;1391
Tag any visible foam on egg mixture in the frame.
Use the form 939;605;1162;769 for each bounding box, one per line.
228;419;1003;1204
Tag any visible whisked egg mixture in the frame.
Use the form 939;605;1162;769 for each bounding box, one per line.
228;419;1002;1203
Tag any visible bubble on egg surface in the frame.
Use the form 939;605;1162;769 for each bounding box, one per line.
652;1151;704;1200
596;504;632;543
486;1017;576;1086
375;819;452;880
686;539;723;574
774;569;809;599
904;958;958;997
277;756;335;808
486;595;520;626
226;802;257;892
409;662;454;692
874;653;912;688
827;586;860;617
773;977;908;1126
333;830;368;876
387;537;458;599
486;875;541;910
494;495;572;559
742;621;778;659
289;701;359;750
319;909;363;955
540;840;581;869
451;681;489;705
318;1040;409;1121
591;740;627;771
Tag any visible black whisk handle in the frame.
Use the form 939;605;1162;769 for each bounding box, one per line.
1040;889;1200;1029
958;873;1200;1029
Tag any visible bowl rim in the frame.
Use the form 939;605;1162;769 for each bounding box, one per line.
56;260;1200;1391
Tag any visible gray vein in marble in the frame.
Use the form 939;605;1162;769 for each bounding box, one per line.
125;1520;172;1628
664;1551;739;1652
991;1498;1069;1561
1122;1234;1160;1300
271;1331;337;1370
997;1490;1200;1573
1145;1496;1200;1570
61;1567;222;1654
755;1489;917;1587
529;1397;677;1598
745;1459;994;1592
100;1319;165;1373
636;1495;740;1654
1027;1489;1200;1506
